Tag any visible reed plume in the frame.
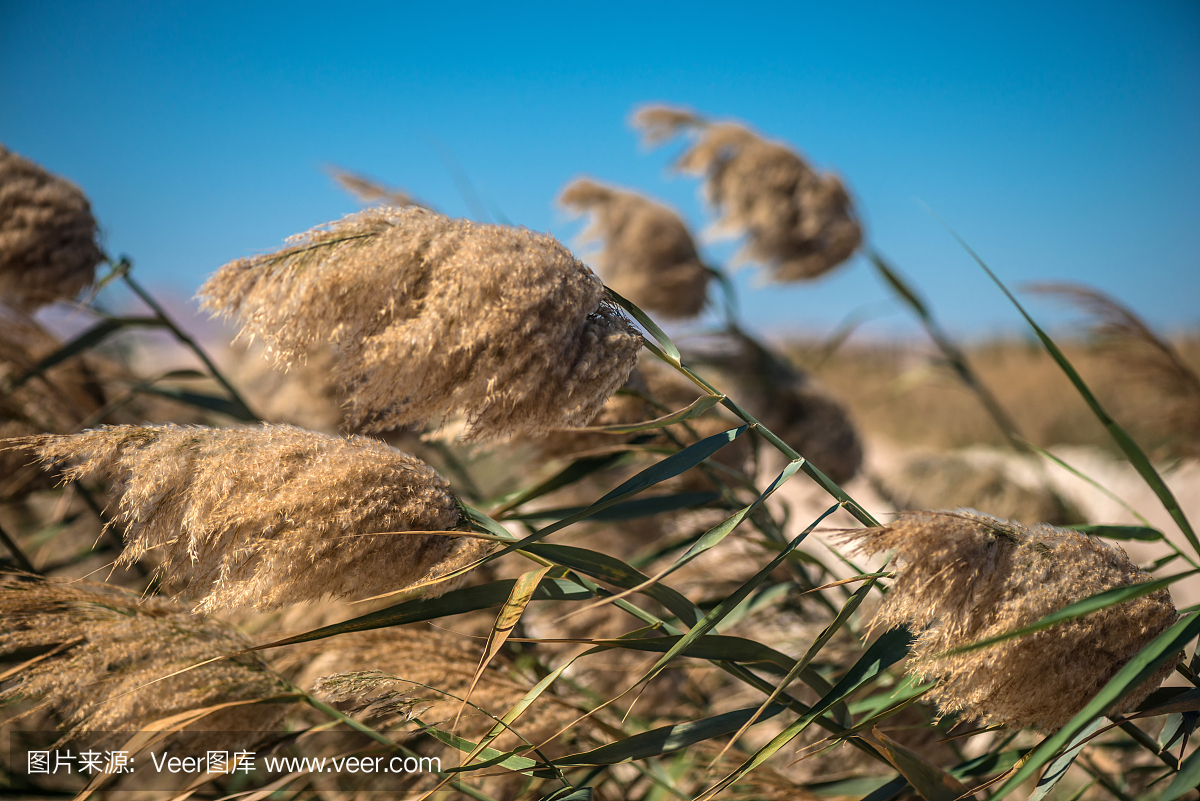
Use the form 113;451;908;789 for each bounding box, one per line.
24;424;471;611
199;207;642;440
0;575;289;741
328;166;425;209
764;380;862;485
848;511;1178;732
559;178;711;319
290;627;579;742
0;146;103;310
631;105;862;282
1031;282;1200;454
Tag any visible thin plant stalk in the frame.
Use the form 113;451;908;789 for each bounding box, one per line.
112;257;258;421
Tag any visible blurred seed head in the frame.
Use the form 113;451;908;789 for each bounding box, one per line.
26;423;471;612
0;146;103;311
559;178;711;319
0;575;288;744
328;166;427;209
765;381;862;486
694;332;862;484
198;207;642;440
1031;282;1200;457
848;511;1178;732
885;451;1075;525
632;105;862;282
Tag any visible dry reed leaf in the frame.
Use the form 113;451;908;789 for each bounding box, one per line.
23;423;473;611
0;575;289;746
559;177;711;319
0;145;103;310
631;104;862;282
847;511;1178;732
198;206;642;441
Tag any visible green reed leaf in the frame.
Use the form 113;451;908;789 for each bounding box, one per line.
555;704;789;766
8;316;167;390
955;232;1199;557
251;577;594;651
992;612;1200;798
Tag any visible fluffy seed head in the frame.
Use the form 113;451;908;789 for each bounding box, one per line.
198;207;642;440
766;381;862;486
560;178;711;319
848;511;1178;732
632;106;862;282
0;575;288;743
26;424;470;612
0;146;103;310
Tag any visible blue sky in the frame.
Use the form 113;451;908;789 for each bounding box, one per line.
3;1;1197;339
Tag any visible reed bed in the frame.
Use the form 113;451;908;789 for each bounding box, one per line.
1;108;1197;801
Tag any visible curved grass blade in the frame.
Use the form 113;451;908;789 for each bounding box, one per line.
870;251;1025;451
554;704;790;766
1160;745;1200;800
250;576;594;651
134;384;258;421
505;492;718;523
992;611;1200;798
9;316;167;390
715;577;880;764
491;450;634;517
1027;719;1105;801
442;426;748;587
458;566;552;727
525;542;701;627
699;627;914;800
552;393;723;434
871;727;969;801
950;230;1199;557
607;287;680;365
635;503;840;688
555;460;804;621
540;788;592;801
1020;439;1155;528
940;570;1197;659
1069;524;1164;542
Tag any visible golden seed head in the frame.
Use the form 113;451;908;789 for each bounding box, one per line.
0;575;288;741
26;423;469;611
0;146;103;311
560;178;711;319
848;511;1178;732
198;207;642;440
632;107;862;282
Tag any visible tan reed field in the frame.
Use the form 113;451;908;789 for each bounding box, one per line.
0;109;1198;801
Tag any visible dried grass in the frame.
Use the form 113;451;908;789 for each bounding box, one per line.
22;424;470;611
198;207;642;440
0;146;102;310
0;575;288;744
847;511;1178;731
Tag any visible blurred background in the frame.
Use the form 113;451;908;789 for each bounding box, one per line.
2;0;1197;338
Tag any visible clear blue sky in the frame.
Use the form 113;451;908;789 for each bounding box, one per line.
3;1;1197;339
